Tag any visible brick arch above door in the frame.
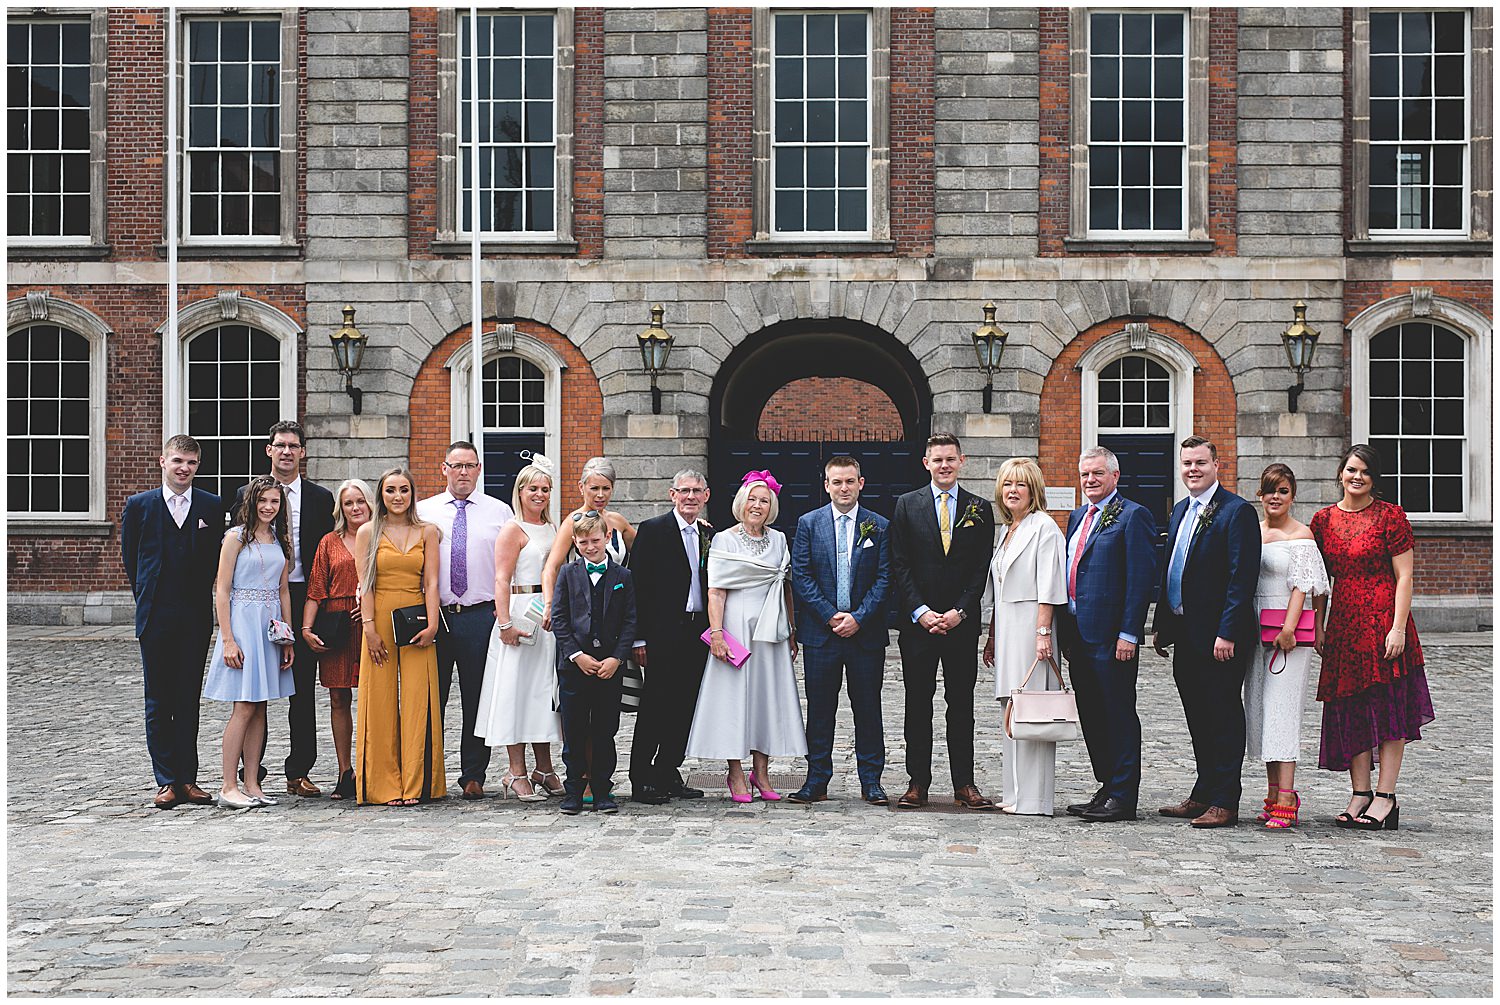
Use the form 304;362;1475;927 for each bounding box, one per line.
408;319;602;504
1038;316;1239;516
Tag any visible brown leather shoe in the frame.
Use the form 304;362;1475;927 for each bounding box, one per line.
1190;806;1238;828
177;782;215;805
1158;798;1211;819
461;780;484;800
153;785;182;809
896;784;928;809
954;784;998;811
286;776;322;798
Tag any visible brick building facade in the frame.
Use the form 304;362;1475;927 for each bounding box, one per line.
7;7;1493;629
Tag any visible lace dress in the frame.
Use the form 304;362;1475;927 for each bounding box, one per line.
1309;501;1435;771
1243;539;1328;763
202;529;294;703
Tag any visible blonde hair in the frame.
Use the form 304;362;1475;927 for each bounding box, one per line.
571;511;607;539
731;479;780;525
361;467;434;592
511;461;555;524
332;478;375;535
993;457;1048;526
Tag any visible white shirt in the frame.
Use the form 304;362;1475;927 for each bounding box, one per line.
675;509;704;613
831;503;861;565
416;490;516;606
161;484;191;528
279;476;304;581
913;483;962;622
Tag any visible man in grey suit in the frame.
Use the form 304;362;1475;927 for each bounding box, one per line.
789;456;891;805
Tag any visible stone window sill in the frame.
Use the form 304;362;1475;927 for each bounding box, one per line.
431;240;580;256
1409;519;1491;538
1346;238;1490;257
1063;238;1216;254
7;519;113;537
160;243;304;259
7;244;112;260
744;239;896;255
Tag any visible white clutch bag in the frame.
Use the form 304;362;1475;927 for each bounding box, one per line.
1005;657;1082;743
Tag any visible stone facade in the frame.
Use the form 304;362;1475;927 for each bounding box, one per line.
6;7;1493;629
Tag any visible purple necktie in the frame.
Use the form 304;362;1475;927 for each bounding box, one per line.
450;499;469;598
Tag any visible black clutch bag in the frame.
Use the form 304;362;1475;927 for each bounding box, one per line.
312;608;350;649
392;604;447;647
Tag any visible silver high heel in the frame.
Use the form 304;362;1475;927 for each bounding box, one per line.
500;771;546;803
531;769;565;797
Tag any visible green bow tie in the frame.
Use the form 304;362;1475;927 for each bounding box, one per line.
586;561;608;575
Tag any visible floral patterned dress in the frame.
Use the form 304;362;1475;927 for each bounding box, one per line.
1309;500;1435;771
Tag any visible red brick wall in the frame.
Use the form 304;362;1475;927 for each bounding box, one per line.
407;8;439;257
1037;316;1239;531
1039;8;1238;256
757;377;903;441
707;9;754;257
889;8;935;256
407;320;603;496
6;285;307;592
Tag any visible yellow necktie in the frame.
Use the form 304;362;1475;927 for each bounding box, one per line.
939;491;951;554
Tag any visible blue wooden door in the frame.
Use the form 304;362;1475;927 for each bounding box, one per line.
1100;432;1174;579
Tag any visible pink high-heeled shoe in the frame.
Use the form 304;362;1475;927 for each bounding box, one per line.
748;769;782;801
727;772;753;804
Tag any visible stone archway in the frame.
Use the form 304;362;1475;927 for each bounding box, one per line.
708;318;933;531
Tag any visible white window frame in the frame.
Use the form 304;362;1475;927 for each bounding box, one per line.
1077;327;1198;506
768;9;874;239
1095;353;1176;433
436;8;576;251
1068;8;1209;247
1349;292;1492;522
173;10;298;248
158;296;299;487
7;11;108;252
1367;9;1471;237
5;294;109;521
446;328;565;521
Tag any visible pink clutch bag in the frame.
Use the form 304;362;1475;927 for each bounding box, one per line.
1260;608;1315;645
700;627;751;668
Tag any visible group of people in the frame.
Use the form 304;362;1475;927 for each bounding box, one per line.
123;422;1434;830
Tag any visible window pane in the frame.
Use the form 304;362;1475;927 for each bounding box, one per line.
807;190;835;230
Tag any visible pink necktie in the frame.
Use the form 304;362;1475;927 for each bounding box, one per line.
1068;505;1097;602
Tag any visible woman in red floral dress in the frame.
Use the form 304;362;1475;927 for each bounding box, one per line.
1310;445;1434;831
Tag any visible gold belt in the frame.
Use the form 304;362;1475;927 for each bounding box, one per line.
511;585;542;595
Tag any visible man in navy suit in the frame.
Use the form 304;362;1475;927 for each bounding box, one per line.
788;456;891;805
1152;435;1262;828
1056;446;1158;823
120;434;225;809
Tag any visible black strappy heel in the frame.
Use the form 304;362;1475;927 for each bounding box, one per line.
1352;791;1399;831
1334;789;1374;828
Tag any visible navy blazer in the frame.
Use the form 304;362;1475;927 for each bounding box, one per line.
888;484;995;634
791;504;890;651
1059;495;1158;649
551;558;637;666
629;510;711;647
120;487;225;637
1151;485;1262;656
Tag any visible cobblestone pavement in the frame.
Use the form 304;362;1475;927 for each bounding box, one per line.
7;633;1492;997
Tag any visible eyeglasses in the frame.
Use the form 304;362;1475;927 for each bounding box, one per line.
444;462;480;472
671;486;706;495
269;442;303;452
571;509;602;522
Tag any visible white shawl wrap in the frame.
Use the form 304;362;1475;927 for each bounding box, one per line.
708;540;792;643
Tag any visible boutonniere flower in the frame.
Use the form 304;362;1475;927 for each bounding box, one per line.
1196;500;1220;531
956;500;984;530
857;518;877;543
1096;498;1125;530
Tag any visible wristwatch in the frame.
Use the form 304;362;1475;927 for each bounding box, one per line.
1035;627;1051;637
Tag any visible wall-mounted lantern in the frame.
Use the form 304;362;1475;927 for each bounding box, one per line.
330;305;368;415
637;303;673;415
971;302;1009;414
1280;300;1319;414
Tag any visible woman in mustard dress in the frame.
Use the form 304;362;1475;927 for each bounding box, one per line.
354;467;447;806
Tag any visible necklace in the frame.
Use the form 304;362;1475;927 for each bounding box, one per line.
1336;498;1374;514
734;525;771;556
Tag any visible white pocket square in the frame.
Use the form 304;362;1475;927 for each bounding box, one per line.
197;518;209;528
860;538;874;549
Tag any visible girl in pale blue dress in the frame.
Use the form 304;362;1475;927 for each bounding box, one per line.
203;475;296;808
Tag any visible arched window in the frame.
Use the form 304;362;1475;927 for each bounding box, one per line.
8;324;91;515
6;295;109;522
1349;293;1491;522
1097;354;1173;431
185;324;284;501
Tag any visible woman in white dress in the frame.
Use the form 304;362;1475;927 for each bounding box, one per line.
474;456;562;800
688;472;807;802
981;458;1068;816
1246;463;1329;829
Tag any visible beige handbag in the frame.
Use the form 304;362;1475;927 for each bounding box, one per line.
1005;656;1082;742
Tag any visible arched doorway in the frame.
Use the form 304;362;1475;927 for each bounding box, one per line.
709;319;933;533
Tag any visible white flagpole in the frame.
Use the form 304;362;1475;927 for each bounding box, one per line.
166;8;180;438
468;6;484;456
